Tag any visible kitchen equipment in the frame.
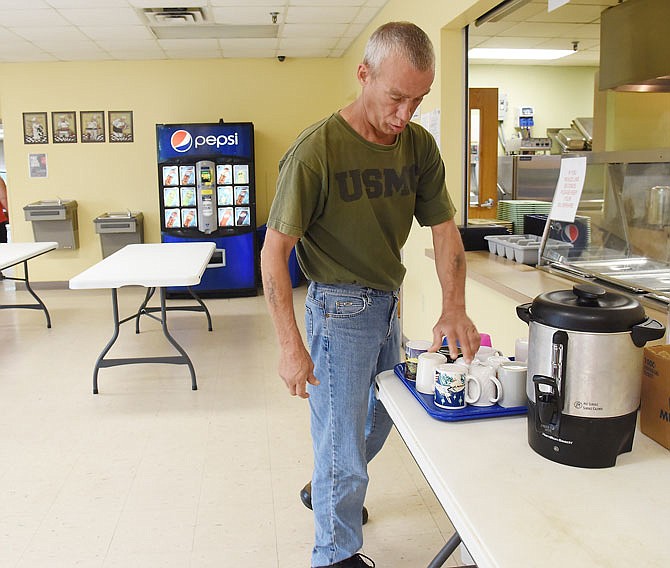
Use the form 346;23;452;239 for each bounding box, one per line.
555;128;586;151
516;283;665;468
647;185;670;227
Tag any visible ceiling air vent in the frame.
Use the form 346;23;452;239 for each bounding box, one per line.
141;6;277;39
143;7;207;26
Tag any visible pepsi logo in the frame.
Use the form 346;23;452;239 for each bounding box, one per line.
170;130;192;152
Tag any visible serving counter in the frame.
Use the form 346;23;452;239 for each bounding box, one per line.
426;250;668;354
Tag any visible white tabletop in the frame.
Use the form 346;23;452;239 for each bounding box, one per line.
0;242;58;270
375;370;670;568
69;242;215;289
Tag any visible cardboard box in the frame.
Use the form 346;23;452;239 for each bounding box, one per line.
641;345;670;450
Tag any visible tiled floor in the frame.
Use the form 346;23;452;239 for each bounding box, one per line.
0;282;461;567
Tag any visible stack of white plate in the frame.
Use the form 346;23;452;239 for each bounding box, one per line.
497;200;553;235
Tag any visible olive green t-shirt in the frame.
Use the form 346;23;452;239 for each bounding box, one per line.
267;112;456;291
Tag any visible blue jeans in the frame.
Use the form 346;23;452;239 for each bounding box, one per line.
305;282;401;567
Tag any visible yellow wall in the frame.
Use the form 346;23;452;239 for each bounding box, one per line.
2;0;666;348
469;64;597;147
0;58;344;280
604;91;670;150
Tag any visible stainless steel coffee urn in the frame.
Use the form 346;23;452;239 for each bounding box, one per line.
517;283;665;468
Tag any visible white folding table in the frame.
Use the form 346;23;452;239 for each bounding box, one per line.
69;242;215;394
375;369;670;568
0;241;58;328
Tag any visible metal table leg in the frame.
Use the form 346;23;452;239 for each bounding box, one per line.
0;260;52;328
427;531;477;568
134;286;212;333
92;287;198;394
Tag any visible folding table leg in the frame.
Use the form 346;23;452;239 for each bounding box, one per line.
93;288;121;394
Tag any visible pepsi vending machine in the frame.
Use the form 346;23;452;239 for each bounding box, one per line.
156;122;257;297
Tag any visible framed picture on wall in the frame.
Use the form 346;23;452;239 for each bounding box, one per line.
109;111;133;143
51;111;77;143
80;111;105;143
22;112;49;144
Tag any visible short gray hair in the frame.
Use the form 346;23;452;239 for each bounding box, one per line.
362;22;435;77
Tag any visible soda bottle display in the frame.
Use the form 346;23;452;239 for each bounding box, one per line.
235;187;249;205
218;207;233;226
182;209;197;228
165;209;179;228
235;208;249;226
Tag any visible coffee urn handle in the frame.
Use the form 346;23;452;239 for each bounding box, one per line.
631;318;666;348
516;303;532;324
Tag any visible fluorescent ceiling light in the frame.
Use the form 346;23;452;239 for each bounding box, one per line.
469;48;574;60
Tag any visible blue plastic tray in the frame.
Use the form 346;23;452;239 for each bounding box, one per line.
393;363;527;422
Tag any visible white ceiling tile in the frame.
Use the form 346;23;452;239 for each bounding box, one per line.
79;25;155;41
211;7;284;25
280;47;332;58
0;0;51;8
0;51;56;62
569;23;601;40
0;0;610;63
220;48;277;58
47;0;130;7
527;4;605;23
354;6;382;24
286;6;361;24
0;28;24;41
48;48;114;61
290;0;364;6
209;1;286;6
158;38;220;50
10;25;89;42
218;38;278;49
342;23;366;39
96;39;163;51
162;50;223;60
279;37;337;49
58;7;143;26
282;23;347;37
498;22;578;38
105;50;167;60
1;9;70;26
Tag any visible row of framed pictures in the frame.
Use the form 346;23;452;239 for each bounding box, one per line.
22;111;134;144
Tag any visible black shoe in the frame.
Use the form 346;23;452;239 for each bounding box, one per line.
300;481;369;525
319;553;375;567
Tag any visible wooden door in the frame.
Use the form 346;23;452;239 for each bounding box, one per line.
468;87;498;220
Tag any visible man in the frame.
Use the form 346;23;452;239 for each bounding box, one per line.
261;21;480;568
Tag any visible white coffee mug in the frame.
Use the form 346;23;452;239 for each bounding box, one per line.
497;362;528;408
415;351;447;395
486;355;511;371
475;345;504;362
454;356;470;370
467;362;502;407
515;338;529;363
405;339;432;380
434;364;481;410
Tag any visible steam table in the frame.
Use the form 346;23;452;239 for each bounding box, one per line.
69;242;215;394
375;369;670;568
0;241;58;328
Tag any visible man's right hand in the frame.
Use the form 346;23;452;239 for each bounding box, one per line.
278;344;319;398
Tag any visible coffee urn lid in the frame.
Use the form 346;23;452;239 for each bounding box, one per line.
530;283;646;333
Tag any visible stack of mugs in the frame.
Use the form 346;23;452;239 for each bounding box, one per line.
406;337;529;411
